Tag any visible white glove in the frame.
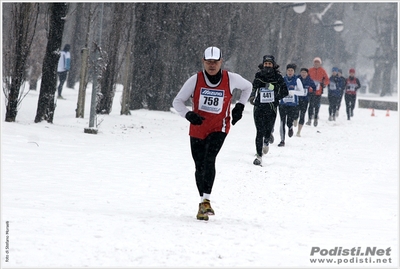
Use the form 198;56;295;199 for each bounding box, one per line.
288;90;295;97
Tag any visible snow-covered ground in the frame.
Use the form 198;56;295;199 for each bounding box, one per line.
1;83;398;268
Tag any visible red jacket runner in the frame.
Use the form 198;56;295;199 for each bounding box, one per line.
308;67;330;96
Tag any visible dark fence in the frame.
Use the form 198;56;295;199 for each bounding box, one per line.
320;96;398;111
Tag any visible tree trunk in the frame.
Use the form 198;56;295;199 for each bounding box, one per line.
370;46;382;94
75;4;95;118
34;3;68;123
97;3;125;114
66;3;86;89
380;61;393;96
379;5;397;96
4;3;39;122
121;42;132;115
76;48;89;117
26;8;48;92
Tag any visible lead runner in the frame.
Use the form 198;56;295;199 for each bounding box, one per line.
172;46;252;221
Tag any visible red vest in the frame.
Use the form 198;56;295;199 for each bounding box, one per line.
189;70;232;139
345;77;358;95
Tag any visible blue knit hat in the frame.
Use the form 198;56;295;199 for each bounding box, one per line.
332;67;339;72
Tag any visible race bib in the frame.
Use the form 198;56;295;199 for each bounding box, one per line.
329;82;336;90
259;87;274;103
346;84;356;93
198;88;224;114
282;95;295;103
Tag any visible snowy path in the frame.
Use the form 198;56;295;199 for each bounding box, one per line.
1;85;398;267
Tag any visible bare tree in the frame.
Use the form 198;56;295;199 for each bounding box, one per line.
64;3;86;89
34;3;69;123
96;3;129;114
26;6;48;91
75;3;100;118
370;3;397;96
2;3;39;122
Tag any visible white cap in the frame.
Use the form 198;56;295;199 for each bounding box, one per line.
204;46;221;60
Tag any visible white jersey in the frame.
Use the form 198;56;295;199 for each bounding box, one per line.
57;51;71;72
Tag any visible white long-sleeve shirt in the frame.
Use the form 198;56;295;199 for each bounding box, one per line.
289;77;307;97
57;51;71;72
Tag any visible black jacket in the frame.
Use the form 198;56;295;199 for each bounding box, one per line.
250;66;288;108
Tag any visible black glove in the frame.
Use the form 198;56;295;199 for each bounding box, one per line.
231;103;245;125
185;111;205;125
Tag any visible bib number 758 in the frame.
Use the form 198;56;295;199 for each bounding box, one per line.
203;96;219;106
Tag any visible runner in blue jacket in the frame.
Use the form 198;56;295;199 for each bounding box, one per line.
336;69;346;117
296;68;316;137
278;64;306;146
328;67;342;121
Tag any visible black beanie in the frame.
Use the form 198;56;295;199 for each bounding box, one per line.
286;63;297;71
263;55;276;65
300;67;308;73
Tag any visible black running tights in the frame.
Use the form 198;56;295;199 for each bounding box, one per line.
298;99;309;125
190;132;227;197
253;106;277;156
57;71;68;96
308;94;321;120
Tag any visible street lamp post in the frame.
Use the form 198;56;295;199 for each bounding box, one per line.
278;3;306;63
310;3;344;32
279;3;306;39
276;2;344;69
309;4;344;65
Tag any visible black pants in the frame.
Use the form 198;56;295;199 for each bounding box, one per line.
328;95;341;116
279;105;297;142
345;94;357;118
57;71;68;96
190;132;227;197
337;92;344;112
308;94;321;120
253;105;277;156
297;98;309;125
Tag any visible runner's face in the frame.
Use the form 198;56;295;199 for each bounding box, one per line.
313;61;321;68
300;71;308;78
263;61;273;68
287;68;295;77
203;59;222;76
